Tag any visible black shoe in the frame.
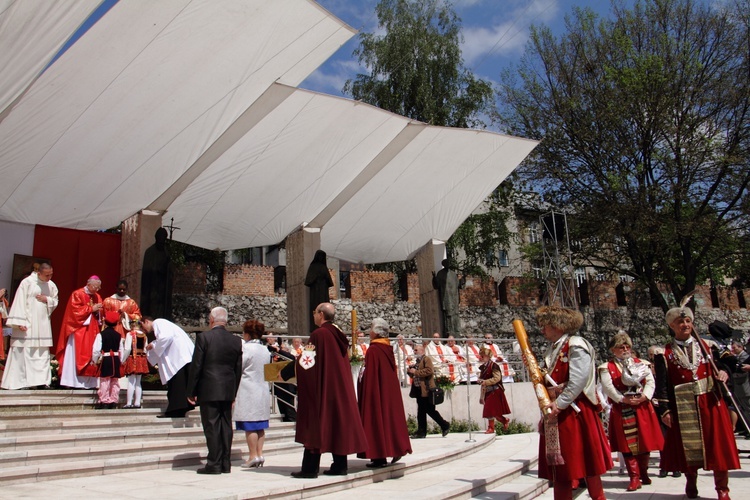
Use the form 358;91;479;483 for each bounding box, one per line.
196;467;221;475
658;470;668;478
673;471;682;478
366;460;388;468
221;468;230;474
123;405;133;409
410;433;426;439
291;471;318;479
441;426;450;437
323;468;347;476
390;456;402;465
107;403;117;409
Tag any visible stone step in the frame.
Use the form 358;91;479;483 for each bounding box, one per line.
315;433;542;500
0;408;286;436
0;440;303;486
0;389;168;413
0;427;296;459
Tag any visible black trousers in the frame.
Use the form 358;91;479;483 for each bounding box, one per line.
416;395;449;434
165;363;194;416
200;400;234;471
301;448;347;473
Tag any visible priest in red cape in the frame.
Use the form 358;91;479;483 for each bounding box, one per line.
281;302;367;478
56;276;103;388
357;318;412;467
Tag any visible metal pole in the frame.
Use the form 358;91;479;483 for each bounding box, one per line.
464;340;476;443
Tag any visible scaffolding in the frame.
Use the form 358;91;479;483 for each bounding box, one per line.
540;211;578;308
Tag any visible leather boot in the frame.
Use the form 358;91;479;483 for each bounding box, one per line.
636;453;651;485
685;470;699;499
485;419;495;434
553;479;573;500
585;475;606;500
624;454;642;491
714;470;730;500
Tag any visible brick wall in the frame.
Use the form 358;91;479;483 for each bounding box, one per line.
588;280;619;309
350;270;394;303
498;276;543;307
223;264;275;296
406;273;420;304
460;275;497;307
173;262;207;294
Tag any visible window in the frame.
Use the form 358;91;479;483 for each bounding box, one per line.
498;249;509;267
528;222;540;243
574;267;586;286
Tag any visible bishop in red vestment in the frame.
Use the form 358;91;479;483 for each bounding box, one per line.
56;276;103;387
282;302;367;478
357;318;412;467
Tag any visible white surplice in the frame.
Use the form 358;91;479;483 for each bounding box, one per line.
146;319;194;383
1;273;58;389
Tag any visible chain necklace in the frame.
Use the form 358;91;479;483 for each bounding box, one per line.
671;339;702;372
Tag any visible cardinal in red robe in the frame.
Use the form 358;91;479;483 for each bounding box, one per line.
357;318;412;467
56;276;103;387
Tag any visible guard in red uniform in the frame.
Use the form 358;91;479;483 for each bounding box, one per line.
536;306;612;500
654;305;740;500
598;331;664;491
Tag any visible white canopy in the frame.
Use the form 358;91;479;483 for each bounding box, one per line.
0;0;100;116
0;0;538;264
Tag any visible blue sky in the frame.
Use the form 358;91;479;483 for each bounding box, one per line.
304;0;717;98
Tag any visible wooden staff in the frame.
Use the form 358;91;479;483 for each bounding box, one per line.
512;319;552;415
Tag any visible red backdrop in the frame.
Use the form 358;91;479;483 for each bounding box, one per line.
33;225;121;353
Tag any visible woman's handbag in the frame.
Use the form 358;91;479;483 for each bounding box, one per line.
430;386;445;406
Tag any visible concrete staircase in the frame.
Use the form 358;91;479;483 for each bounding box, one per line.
0;389;299;486
0;390;548;499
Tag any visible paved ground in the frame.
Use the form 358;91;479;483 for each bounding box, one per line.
1;432;748;499
534;436;750;499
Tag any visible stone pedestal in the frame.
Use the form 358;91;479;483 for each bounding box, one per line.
416;239;446;337
286;227;321;335
120;211;163;306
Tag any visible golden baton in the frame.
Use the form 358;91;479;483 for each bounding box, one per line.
512;319;553;415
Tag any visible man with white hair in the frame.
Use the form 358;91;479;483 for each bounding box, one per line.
57;275;103;388
186;307;242;474
654;304;739;500
1;264;58;389
142;316;195;418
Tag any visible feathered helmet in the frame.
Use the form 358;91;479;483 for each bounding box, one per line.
535;306;584;334
665;292;695;325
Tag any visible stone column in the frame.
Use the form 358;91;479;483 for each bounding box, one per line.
416;239;446;338
120;211;163;306
286;227;321;335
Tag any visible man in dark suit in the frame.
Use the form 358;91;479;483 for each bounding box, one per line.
187;306;243;474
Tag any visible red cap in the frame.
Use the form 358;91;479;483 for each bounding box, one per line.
104;310;120;325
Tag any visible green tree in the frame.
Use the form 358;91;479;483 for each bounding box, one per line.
345;0;508;279
497;0;750;309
